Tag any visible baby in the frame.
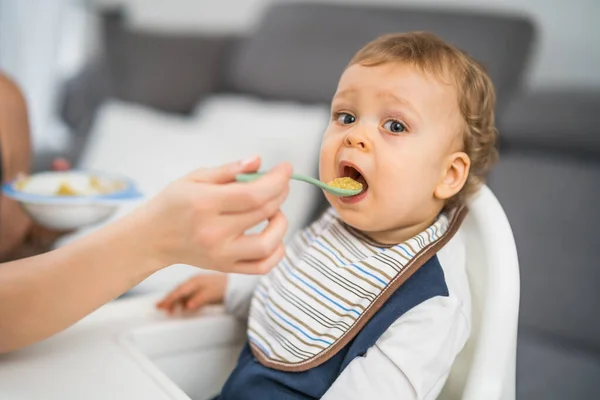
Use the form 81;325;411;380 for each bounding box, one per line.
157;31;498;399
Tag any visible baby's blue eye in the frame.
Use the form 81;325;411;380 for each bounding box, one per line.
383;119;407;134
336;113;356;125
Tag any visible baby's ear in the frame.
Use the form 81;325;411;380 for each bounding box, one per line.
434;152;470;200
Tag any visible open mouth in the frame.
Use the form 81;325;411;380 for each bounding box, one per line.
339;162;368;194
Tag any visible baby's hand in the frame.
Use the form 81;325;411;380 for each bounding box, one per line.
156;273;227;314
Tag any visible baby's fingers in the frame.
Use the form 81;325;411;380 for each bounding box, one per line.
184;292;210;312
156;279;202;312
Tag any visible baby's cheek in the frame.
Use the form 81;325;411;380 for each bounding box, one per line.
401;152;441;189
381;172;427;209
318;150;331;179
319;139;337;171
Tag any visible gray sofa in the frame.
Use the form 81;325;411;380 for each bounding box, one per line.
54;3;600;399
491;90;600;399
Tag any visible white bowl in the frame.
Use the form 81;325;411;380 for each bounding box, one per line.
2;171;143;230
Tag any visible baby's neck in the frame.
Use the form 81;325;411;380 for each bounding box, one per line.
359;213;440;246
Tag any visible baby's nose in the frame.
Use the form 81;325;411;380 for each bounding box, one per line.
343;128;371;151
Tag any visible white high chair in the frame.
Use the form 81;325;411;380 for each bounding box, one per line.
439;185;520;400
120;186;520;400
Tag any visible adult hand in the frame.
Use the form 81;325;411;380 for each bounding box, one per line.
0;156;291;352
51;157;70;171
135;156;293;274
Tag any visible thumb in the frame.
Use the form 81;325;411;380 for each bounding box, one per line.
187;156;261;184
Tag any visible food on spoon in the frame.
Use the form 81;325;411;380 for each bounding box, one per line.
327;177;363;191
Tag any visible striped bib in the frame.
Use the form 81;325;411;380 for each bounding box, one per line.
247;206;465;371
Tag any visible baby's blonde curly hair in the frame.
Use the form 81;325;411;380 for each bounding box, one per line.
349;32;499;208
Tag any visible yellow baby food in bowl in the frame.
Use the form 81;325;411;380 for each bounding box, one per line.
56;182;79;196
5;171;141;230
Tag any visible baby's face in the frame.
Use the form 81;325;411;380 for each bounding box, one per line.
319;62;465;243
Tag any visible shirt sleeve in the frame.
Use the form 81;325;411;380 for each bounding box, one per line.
322;295;470;400
224;273;261;319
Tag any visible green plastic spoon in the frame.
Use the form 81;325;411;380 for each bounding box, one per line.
235;172;362;197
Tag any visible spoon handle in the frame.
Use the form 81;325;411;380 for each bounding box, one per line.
289;173;328;189
235;172;328;190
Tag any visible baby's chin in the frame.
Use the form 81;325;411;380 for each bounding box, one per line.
331;205;378;232
331;202;410;242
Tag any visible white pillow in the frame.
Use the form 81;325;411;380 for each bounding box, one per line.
66;95;330;293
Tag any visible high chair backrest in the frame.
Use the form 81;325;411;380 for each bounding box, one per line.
439;185;520;400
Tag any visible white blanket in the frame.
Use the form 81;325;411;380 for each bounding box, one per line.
57;95;330;293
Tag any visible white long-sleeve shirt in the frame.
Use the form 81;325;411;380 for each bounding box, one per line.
225;227;471;399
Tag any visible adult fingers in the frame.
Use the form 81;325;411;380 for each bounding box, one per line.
186;156;261;184
227;210;288;264
217;162;292;213
221;188;288;235
51;158;70;171
229;243;287;275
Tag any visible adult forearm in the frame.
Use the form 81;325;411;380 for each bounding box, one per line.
0;158;292;353
0;213;163;353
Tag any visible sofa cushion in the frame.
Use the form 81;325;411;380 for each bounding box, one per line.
101;10;237;114
227;2;535;112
